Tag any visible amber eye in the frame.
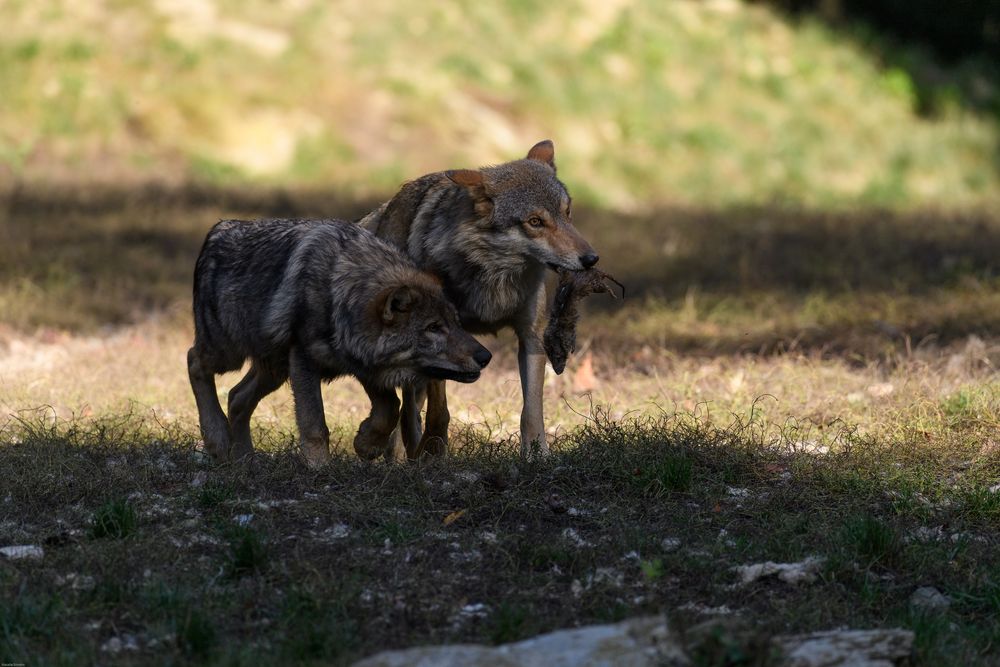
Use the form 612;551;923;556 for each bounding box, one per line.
526;217;545;228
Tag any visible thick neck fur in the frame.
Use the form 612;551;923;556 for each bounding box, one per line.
360;174;545;331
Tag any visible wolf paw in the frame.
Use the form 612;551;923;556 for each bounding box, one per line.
353;417;393;461
299;436;331;468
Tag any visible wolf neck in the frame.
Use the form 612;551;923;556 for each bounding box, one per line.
390;175;543;329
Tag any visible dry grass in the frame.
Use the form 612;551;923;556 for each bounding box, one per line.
3;189;1000;664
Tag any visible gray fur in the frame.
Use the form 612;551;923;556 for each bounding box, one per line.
359;140;599;457
188;218;491;465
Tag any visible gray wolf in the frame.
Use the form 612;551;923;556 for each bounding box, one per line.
359;140;598;457
187;218;492;466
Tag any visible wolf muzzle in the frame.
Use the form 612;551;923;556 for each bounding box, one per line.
422;339;492;383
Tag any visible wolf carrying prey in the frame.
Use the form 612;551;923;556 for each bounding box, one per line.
360;140;599;458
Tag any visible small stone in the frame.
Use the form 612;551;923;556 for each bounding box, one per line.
316;523;350;541
661;537;681;552
55;573;96;591
734;557;824;586
0;545;44;560
866;382;895;398
910;586;951;612
561;527;593;548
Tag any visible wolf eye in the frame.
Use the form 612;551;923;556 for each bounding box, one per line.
526;217;545;228
425;322;444;334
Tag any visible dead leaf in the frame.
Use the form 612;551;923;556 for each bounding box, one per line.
443;509;466;526
573;351;598;393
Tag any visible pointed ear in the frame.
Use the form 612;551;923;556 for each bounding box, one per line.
446;169;483;189
446;169;493;218
526;139;555;171
377;285;420;325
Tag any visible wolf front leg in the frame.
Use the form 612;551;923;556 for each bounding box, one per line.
516;287;548;457
187;346;233;461
289;348;331;467
355;380;401;460
415;380;449;457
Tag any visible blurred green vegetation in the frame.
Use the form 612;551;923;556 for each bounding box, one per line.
0;0;997;209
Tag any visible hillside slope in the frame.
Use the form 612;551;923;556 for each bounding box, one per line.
1;0;997;209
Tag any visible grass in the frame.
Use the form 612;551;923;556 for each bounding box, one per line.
1;412;998;664
0;1;997;210
90;499;137;539
2;179;1000;662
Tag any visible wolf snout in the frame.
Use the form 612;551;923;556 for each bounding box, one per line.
473;346;492;369
580;253;600;269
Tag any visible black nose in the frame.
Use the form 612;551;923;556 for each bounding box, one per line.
473;347;492;368
580;253;599;269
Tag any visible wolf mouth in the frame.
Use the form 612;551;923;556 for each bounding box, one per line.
547;261;578;272
421;366;482;383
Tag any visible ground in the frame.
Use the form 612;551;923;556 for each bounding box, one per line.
2;191;1000;665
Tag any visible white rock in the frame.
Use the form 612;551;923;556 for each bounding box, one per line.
0;545;43;560
449;602;492;629
354;616;687;667
256;499;298;509
562;527;593;548
910;586;951;612
774;628;913;667
100;634;140;653
55;573;96;591
734;557;824;586
905;526;944;543
101;637;123;654
315;523;351;541
233;514;254;526
866;382;895;398
677;602;734;616
454;470;480;484
661;537;681;552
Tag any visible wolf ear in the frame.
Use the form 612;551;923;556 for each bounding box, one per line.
526;139;556;171
447;169;493;217
447;169;483;189
378;285;420;325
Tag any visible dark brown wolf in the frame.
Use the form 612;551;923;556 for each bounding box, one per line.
359;140;598;457
187;218;492;466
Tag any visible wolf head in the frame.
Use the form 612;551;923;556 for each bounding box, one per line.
372;277;491;385
447;140;598;272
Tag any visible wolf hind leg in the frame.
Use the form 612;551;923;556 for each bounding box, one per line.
289;348;331;468
228;362;286;460
187;346;232;462
414;380;448;458
355;381;401;461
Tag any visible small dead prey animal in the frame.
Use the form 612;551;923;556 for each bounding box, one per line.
543;268;623;374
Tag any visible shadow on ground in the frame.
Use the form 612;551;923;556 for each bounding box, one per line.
3;185;1000;357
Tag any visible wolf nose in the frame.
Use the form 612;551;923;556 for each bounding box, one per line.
580;253;599;269
473;347;492;369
